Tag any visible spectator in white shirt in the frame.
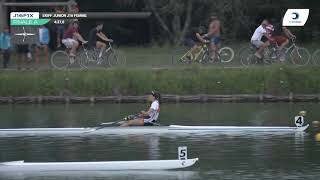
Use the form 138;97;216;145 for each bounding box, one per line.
250;20;273;59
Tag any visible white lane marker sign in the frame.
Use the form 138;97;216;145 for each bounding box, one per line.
178;146;187;160
295;116;304;127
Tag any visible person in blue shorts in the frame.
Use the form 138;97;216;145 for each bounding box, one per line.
0;26;11;68
35;25;50;65
203;16;221;60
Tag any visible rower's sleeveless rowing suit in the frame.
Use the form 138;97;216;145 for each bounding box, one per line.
144;100;160;125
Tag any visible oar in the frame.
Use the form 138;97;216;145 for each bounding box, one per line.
98;114;140;127
83;120;125;134
99;120;125;128
84;114;145;133
99;121;124;126
85;115;137;133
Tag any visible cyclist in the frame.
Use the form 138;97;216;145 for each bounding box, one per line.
62;20;87;58
88;22;113;60
270;18;296;61
121;91;161;126
250;20;273;59
203;16;220;60
184;26;208;60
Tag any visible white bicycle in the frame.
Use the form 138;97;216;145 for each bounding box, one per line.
51;42;126;69
80;42;126;69
50;43;89;69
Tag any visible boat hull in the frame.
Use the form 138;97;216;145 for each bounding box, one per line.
0;124;309;136
0;158;199;172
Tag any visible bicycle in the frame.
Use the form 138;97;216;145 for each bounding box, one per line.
240;38;310;66
312;49;320;66
80;42;126;69
179;43;209;64
179;43;234;64
50;43;89;69
239;43;277;66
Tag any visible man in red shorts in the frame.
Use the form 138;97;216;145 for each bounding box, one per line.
270;19;296;61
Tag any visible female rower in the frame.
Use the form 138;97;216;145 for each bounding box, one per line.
121;91;161;126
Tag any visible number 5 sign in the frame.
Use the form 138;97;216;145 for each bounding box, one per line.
294;116;304;127
178;146;187;160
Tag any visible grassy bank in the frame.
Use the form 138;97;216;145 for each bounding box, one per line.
0;66;320;96
6;42;320;70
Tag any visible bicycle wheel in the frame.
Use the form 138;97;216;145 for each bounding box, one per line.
312;49;320;66
115;50;127;67
106;50;119;68
200;51;211;64
50;50;70;69
79;50;99;69
239;47;257;66
290;47;310;66
219;47;235;63
262;48;275;65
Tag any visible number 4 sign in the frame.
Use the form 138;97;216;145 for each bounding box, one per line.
178;146;187;160
295;116;304;127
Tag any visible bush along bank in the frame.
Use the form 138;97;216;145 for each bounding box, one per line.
0;66;319;99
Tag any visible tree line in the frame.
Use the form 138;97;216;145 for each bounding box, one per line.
11;0;320;45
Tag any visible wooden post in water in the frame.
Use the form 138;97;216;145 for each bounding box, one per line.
289;92;293;102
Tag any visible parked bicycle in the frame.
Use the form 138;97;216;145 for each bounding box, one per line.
240;38;310;66
178;43;234;64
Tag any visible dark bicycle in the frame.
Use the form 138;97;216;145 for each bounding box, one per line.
240;38;310;66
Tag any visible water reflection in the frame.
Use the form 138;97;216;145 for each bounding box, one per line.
0;171;199;180
0;103;319;180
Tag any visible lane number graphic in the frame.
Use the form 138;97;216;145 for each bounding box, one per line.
178;146;187;160
294;116;304;127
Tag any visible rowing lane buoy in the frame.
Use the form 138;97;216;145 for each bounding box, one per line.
315;133;320;142
299;110;307;116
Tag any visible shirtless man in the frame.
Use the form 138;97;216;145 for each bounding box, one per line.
203;16;221;60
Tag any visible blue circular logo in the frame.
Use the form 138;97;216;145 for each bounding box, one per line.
292;12;299;20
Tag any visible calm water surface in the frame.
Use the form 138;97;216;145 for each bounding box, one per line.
0;103;319;180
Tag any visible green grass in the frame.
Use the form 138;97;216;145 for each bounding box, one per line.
6;42;319;70
117;41;320;67
119;46;175;67
0;65;320;96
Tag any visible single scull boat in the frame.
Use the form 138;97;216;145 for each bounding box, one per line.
0;147;198;171
0;124;309;136
0;159;199;172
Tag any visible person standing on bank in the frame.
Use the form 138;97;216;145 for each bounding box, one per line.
35;25;50;65
0;27;12;69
